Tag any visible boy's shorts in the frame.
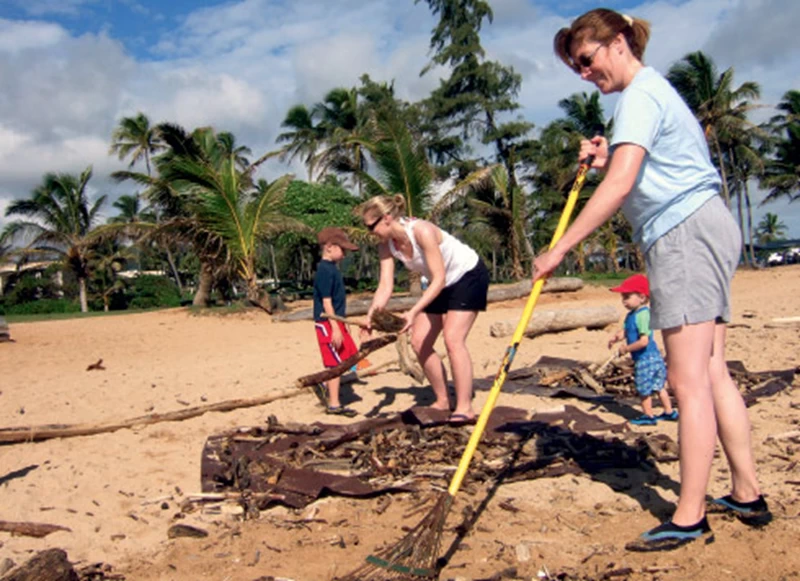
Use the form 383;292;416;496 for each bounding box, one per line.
315;320;359;368
634;352;667;397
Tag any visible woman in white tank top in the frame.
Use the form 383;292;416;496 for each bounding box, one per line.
359;195;489;423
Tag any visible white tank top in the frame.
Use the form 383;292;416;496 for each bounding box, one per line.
388;218;479;288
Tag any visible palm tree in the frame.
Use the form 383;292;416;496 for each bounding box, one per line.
762;90;800;203
351;113;494;291
756;212;787;245
108;194;151;224
312;87;370;192
147;126;298;309
109;112;165;176
2;167;105;312
666;51;761;208
215;131;252;170
557;91;610;138
275;105;324;181
89;240;135;312
461;165;528;279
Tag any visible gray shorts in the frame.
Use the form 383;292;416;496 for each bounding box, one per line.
645;196;741;330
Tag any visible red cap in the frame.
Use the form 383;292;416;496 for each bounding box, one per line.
317;227;359;251
610;273;649;297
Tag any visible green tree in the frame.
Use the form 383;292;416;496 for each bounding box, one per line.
109;112;165;177
276;105;324;181
755;212;787;245
147;126;298;309
88;240;134;312
666;51;761;208
276;180;360;282
2;167;105;312
556;91;610;138
414;0;535;279
352;113;494;292
417;0;534;188
762;90;800;203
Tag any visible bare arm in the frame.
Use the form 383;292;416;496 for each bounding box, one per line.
533;143;646;280
620;334;649;355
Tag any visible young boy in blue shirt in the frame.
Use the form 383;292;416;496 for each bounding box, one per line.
608;274;678;426
312;227;361;417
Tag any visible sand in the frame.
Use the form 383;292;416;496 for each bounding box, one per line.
0;265;798;580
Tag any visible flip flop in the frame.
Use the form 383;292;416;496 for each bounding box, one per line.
447;413;477;426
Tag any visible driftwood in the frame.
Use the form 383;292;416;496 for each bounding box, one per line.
490;305;620;338
0;387;305;444
274;277;584;322
0;549;76;581
0;520;70;538
295;335;397;387
0;336;398;445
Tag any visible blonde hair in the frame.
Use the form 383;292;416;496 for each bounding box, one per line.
358;194;407;222
554;8;651;73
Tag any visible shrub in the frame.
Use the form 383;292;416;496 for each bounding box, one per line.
4;298;81;315
124;275;181;310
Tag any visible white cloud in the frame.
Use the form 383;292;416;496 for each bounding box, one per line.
0;18;67;53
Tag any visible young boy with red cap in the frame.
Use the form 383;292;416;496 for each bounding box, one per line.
312;227;362;417
608;274;678;426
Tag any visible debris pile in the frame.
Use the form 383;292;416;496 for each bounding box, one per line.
199;405;669;515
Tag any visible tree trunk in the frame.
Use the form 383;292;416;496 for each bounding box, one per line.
735;177;748;266
274;278;584;322
165;247;183;295
711;129;731;208
489;305;620;338
744;180;757;266
246;277;272;314
269;243;279;283
78;277;88;313
193;261;213;307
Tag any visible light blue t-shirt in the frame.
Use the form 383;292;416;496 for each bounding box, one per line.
610;66;721;251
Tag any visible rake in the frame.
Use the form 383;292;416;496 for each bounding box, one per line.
337;157;595;580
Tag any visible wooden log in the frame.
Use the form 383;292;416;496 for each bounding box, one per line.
273;277;584;323
489;305;620;338
0;521;71;539
294;335;397;388
0;549;77;581
0;335;401;445
0;388;305;444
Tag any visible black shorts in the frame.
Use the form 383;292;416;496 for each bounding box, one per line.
424;260;489;315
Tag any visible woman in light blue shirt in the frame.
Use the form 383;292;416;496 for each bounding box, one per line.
532;8;770;551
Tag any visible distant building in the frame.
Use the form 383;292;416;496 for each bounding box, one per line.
0;261;61;297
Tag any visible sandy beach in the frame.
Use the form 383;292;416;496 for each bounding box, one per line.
0;265;798;581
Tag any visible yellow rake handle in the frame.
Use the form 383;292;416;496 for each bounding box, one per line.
447;161;592;497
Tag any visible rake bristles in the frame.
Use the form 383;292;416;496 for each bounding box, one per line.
336;494;452;580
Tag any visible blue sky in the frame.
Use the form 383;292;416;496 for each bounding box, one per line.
1;0;799;237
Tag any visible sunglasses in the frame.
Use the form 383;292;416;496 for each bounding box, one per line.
575;44;604;70
366;215;383;232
